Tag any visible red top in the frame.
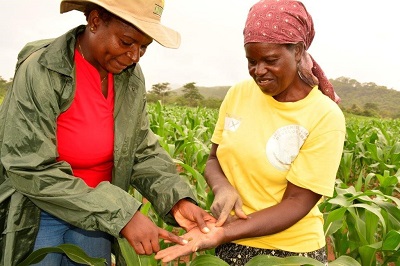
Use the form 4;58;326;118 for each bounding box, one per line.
56;50;114;187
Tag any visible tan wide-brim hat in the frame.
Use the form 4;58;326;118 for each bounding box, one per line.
60;0;181;49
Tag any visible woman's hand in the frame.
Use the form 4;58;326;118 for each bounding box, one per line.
155;222;223;263
211;183;247;226
171;199;216;233
204;143;247;226
121;211;188;255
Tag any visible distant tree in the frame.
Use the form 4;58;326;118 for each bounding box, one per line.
350;104;362;115
182;82;204;106
202;98;222;109
149;82;171;103
362;82;378;88
364;102;378;111
0;76;7;88
150;82;171;96
361;102;379;118
361;109;379;118
0;76;12;101
334;76;361;88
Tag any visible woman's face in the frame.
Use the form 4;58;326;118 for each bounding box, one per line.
245;42;301;101
90;14;153;74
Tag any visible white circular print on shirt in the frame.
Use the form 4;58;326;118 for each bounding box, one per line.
266;125;309;171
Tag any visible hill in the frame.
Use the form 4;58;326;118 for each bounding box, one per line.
332;77;400;118
171;77;400;118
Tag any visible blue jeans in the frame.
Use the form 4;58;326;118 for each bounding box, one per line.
32;211;112;266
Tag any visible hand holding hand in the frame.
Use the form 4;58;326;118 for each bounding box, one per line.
121;211;187;255
171;199;216;233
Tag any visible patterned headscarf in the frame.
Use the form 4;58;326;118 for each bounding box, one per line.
243;0;340;103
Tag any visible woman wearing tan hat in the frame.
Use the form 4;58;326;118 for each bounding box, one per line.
155;0;345;265
0;0;215;265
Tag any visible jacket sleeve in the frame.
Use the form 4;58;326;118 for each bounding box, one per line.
128;88;198;226
0;50;139;238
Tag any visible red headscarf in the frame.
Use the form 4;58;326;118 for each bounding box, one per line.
243;0;340;103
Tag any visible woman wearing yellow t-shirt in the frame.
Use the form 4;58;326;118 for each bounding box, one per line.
155;0;345;265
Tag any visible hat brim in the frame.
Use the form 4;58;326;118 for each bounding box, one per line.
60;0;181;49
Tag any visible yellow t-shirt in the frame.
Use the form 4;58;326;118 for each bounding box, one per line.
211;79;345;252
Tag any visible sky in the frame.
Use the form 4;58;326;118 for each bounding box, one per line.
1;0;399;92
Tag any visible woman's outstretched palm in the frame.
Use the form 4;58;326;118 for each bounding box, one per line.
155;223;223;263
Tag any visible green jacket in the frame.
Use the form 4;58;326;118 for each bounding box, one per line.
0;25;196;265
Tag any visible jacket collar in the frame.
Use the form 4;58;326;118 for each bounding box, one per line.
36;26;139;80
37;25;85;77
